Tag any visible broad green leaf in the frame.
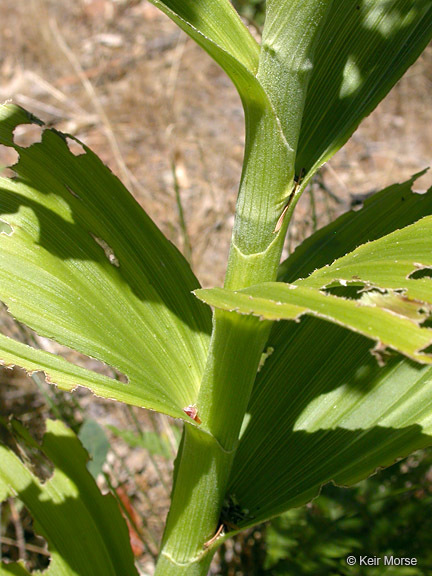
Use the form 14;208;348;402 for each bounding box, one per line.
296;216;432;301
226;316;432;529
0;333;163;406
147;0;259;75
0;104;211;420
148;0;298;256
296;0;432;178
0;419;138;576
219;179;432;529
197;280;432;364
278;171;432;282
196;215;432;363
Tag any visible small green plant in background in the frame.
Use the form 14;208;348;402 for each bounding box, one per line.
1;1;432;575
263;448;432;575
233;0;266;28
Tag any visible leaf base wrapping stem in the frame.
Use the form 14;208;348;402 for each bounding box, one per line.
155;311;272;575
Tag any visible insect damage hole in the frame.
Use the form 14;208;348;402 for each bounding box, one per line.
371;341;392;367
65;137;85;156
420;314;432;329
13;124;44;148
91;235;120;267
0;219;13;236
408;267;432;280
411;170;431;195
1;499;51;569
420;343;432;356
0;144;19;177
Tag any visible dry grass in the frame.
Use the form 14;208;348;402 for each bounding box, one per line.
0;1;431;574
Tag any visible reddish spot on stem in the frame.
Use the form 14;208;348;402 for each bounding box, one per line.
183;404;202;424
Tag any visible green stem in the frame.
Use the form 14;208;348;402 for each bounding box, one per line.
155;424;231;574
155;4;333;573
155;312;271;574
154;82;290;576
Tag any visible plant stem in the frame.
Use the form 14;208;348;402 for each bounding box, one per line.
154;78;291;576
153;425;229;575
155;312;271;574
155;4;333;573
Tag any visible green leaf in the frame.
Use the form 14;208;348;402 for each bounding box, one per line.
147;0;260;76
296;215;432;299
0;333;174;409
0;419;138;576
196;213;432;363
0;563;30;576
148;0;299;259
0;104;211;420
227;313;432;528
78;419;110;479
278;171;432;282
296;0;432;177
197;281;432;363
216;179;432;529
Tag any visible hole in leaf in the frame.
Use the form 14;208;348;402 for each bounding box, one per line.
0;219;13;235
324;284;364;299
66;137;86;156
421;316;432;329
1;499;51;571
411;170;431;194
91;235;120;267
408;268;432;280
420;343;432;355
13;124;44;148
0;144;19;177
350;190;375;211
370;342;392;367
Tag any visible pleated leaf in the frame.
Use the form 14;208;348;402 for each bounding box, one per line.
147;0;299;255
196;215;432;363
278;171;432;282
197;178;432;528
226;316;432;529
0;419;138;576
296;0;432;178
149;0;432;245
0;104;211;420
296;217;432;301
146;0;260;76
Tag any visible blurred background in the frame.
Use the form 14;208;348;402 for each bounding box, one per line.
1;1;431;574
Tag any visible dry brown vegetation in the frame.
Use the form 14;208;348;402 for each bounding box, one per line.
0;1;431;574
